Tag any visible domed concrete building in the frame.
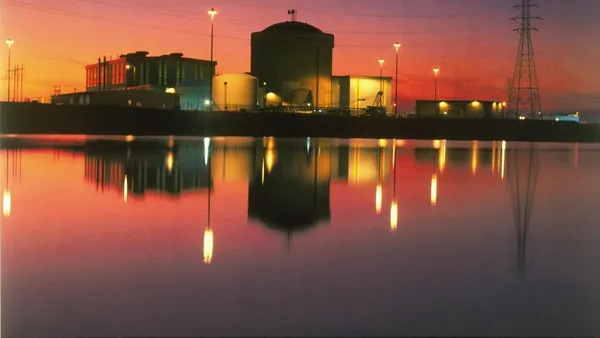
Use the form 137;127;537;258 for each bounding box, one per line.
251;16;334;110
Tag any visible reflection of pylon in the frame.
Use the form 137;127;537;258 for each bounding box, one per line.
508;0;542;119
506;143;539;276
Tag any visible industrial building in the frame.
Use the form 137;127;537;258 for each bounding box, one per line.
51;89;179;110
332;76;393;114
251;16;334;109
415;100;506;118
85;51;216;92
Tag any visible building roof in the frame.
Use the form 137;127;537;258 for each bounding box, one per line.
262;21;324;34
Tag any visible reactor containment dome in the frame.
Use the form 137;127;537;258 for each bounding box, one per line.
251;19;334;110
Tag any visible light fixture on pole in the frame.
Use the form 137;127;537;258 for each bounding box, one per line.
433;68;440;101
393;42;401;117
5;39;14;102
208;8;218;112
378;58;385;92
224;81;228;111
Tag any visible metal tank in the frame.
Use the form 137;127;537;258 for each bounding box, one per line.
213;73;259;112
251;19;335;110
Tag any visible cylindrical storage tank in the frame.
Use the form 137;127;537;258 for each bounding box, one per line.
213;73;258;112
251;21;334;109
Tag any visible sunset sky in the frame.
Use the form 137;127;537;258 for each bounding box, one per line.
1;0;600;112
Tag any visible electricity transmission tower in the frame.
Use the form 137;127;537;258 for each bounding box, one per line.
508;0;542;119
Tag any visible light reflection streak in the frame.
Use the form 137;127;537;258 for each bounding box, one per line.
430;174;438;206
204;228;213;264
376;184;382;214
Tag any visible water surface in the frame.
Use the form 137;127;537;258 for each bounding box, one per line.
1;136;599;337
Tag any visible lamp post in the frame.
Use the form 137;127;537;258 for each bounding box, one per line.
378;58;385;92
208;8;218;112
5;39;14;102
224;81;228;111
394;43;401;117
126;64;136;86
433;68;440;101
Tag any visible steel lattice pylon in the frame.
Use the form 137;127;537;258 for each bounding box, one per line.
508;0;542;119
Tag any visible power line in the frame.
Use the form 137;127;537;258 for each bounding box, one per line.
224;0;504;19
6;0;510;39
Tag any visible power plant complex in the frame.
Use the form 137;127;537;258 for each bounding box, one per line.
50;11;489;117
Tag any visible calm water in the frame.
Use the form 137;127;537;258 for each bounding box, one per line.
1;136;600;337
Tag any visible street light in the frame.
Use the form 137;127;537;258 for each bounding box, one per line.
394;42;401;117
126;64;136;86
208;8;218;112
224;81;228;111
5;39;14;102
378;58;385;92
433;68;440;101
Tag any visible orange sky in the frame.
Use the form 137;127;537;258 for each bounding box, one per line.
2;0;600;112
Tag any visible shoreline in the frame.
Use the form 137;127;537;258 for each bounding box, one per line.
1;102;599;143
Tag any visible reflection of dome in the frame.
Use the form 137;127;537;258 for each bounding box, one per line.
262;21;324;34
248;145;331;236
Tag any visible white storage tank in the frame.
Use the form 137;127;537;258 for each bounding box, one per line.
213;73;259;112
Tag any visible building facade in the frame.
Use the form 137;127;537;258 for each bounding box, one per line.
332;76;393;114
415;100;506;118
85;51;216;92
51;90;179;110
251;20;334;109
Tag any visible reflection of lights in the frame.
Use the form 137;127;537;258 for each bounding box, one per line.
168;136;175;148
378;139;388;148
390;200;398;232
430;174;438;206
2;190;11;217
166;152;174;173
395;139;406;147
433;140;441;149
204;137;210;166
267;137;275;150
471;141;479;175
439;140;447;173
376;184;383;214
501;141;507;180
392;143;396;169
261;160;265;184
575;143;579;169
203;228;213;264
265;149;275;173
491;142;497;173
306;137;311;153
125;135;135;142
123;175;128;202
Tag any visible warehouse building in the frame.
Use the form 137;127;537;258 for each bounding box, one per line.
415;100;506;118
332;75;393;114
51;89;179;110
